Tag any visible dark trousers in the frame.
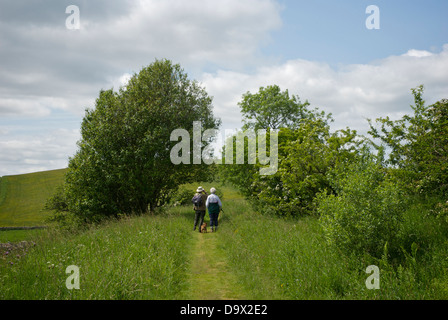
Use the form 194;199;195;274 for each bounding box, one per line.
194;210;206;230
209;212;219;228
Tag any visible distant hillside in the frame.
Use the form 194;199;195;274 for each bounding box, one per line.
0;169;67;227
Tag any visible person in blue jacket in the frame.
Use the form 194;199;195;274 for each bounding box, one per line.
206;187;222;232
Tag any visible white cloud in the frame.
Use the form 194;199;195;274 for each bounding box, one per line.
108;73;132;92
0;97;52;117
0;0;283;175
403;49;433;58
202;44;448;135
0;128;79;176
0;0;282;119
115;0;282;68
1;0;447;177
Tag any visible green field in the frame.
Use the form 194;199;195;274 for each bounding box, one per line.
0;169;67;228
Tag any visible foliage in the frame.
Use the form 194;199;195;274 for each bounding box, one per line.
368;85;448;196
318;154;406;260
277;119;360;215
219;192;448;299
430;199;448;227
48;59;220;223
239;84;312;131
221;84;362;217
168;181;225;208
44;185;84;231
169;188;195;207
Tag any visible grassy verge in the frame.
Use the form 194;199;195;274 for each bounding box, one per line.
2;178;448;300
0;211;194;300
217;188;448;299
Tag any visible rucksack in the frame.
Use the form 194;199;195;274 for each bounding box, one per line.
192;194;203;207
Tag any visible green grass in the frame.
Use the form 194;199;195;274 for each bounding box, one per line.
2;172;448;300
0;169;67;227
0;229;45;243
216;191;448;300
181;229;249;300
0;212;193;299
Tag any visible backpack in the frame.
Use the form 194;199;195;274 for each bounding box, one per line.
192;194;203;207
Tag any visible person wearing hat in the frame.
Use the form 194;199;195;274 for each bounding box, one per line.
206;187;222;232
193;186;208;232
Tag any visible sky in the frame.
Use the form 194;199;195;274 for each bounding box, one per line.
0;0;447;176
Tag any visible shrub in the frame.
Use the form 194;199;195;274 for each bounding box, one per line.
169;188;195;207
168;185;224;208
317;157;406;260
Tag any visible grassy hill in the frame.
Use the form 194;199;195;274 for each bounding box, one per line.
0;168;67;228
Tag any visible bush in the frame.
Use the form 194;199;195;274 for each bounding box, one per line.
220;122;360;218
168;185;224;207
170;188;195;207
317;156;406;260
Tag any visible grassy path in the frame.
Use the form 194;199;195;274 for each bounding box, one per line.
178;182;250;300
184;228;248;300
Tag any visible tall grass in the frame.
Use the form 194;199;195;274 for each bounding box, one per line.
0;210;194;300
217;200;355;299
2;179;448;300
217;188;448;299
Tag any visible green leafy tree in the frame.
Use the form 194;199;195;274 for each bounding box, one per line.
221;85;361;216
52;59;220;223
278;120;360;215
239;84;313;130
368;85;448;195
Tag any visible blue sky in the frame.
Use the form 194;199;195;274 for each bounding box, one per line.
0;0;447;176
267;0;448;65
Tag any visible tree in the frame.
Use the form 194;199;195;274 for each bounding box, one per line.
239;85;313;131
368;85;448;196
53;59;220;223
221;85;361;216
279;119;360;215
